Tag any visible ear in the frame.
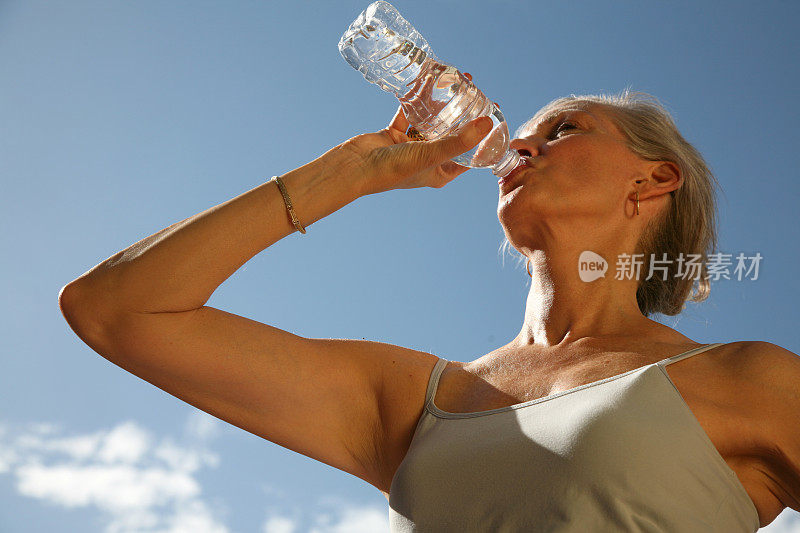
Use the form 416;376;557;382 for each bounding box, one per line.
639;161;682;199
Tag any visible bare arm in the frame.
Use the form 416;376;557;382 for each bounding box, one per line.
62;143;364;316
59;111;491;492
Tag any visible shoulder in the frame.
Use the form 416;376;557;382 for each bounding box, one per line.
718;340;800;377
702;340;797;376
722;341;800;513
732;340;800;430
710;341;799;422
741;340;800;363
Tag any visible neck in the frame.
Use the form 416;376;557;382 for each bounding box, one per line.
513;246;654;348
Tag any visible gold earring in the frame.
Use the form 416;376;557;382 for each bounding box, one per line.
526;258;532;277
635;191;640;216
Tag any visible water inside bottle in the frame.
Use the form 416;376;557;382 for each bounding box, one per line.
339;1;521;175
399;61;513;169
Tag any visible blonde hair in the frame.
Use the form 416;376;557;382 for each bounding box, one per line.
501;89;720;317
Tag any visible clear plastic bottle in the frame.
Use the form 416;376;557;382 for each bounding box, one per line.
338;1;522;178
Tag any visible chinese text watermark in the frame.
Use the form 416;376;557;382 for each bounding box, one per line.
578;251;762;282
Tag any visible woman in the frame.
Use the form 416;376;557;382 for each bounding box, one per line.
58;85;798;531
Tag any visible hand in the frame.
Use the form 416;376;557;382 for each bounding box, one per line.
338;72;493;196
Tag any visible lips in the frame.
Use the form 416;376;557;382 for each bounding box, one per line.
498;157;535;192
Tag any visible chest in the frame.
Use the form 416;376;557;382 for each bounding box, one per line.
430;355;774;525
392;361;768;530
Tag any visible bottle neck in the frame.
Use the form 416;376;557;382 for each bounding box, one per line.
493;150;523;178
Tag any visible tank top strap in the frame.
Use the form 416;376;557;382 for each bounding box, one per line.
424;357;449;405
657;342;727;367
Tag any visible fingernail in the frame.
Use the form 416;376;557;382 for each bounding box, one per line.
475;117;492;135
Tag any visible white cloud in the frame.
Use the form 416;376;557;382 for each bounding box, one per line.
161;499;229;533
97;421;151;464
0;448;15;473
260;500;389;533
1;416;393;533
28;422;62;436
763;508;800;533
184;410;223;443
104;509;161;533
309;505;389;533
154;438;219;473
14;430;103;462
15;463;200;512
0;417;227;533
263;515;298;533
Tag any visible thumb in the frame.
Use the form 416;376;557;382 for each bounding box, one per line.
420;116;493;166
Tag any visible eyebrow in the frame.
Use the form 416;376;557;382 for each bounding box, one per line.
514;109;597;139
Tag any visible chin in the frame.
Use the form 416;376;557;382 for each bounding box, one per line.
498;194;552;221
498;215;534;246
498;201;556;245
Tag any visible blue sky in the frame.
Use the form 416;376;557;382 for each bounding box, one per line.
2;1;799;531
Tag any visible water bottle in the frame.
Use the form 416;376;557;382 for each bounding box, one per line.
338;1;522;178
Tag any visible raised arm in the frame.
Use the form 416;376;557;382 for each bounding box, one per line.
58;111;492;493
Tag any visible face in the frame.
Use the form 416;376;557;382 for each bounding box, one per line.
498;104;651;249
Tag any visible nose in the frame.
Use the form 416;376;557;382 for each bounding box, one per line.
509;136;543;158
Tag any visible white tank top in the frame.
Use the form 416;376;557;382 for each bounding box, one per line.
389;343;759;531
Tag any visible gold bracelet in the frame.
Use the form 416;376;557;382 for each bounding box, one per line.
270;175;306;234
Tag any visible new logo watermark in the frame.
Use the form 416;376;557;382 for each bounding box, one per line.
578;251;608;282
577;251;762;282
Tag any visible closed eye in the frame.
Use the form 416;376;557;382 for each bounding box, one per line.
548;121;578;140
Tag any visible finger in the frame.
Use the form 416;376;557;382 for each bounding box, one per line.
389;104;410;133
414;116;493;170
439;156;476;188
441;160;470;177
